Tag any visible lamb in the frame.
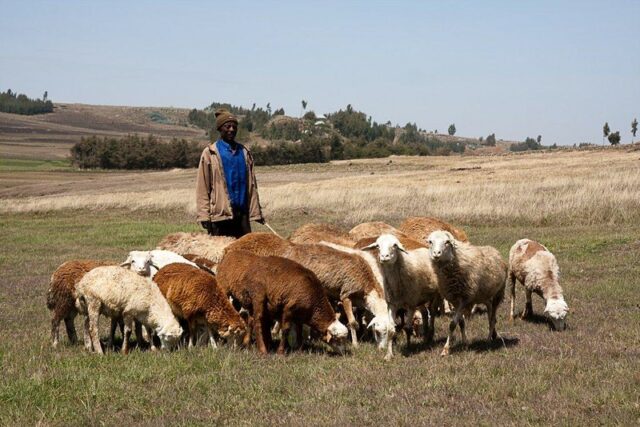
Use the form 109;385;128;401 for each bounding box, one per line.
46;259;113;348
224;233;394;349
216;249;349;355
156;232;235;265
399;216;469;243
289;223;356;247
508;239;568;331
349;221;408;241
153;263;248;348
360;234;442;360
427;230;507;356
122;249;197;278
75;266;183;354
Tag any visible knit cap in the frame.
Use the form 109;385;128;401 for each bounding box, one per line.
215;109;238;130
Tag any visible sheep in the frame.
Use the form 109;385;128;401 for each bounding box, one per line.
216;249;349;355
399;216;469;243
360;234;442;360
289;223;356;247
75;266;183;354
181;253;218;275
153;263;248;348
122;249;198;278
508;239;568;331
224;232;394;350
156;232;235;265
348;221;408;241
427;230;507;356
46;259;113;348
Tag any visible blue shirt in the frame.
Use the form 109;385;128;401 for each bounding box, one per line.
216;140;248;212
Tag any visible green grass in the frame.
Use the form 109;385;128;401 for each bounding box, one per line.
0;158;72;172
1;210;639;425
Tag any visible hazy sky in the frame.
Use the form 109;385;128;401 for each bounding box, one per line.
1;0;638;145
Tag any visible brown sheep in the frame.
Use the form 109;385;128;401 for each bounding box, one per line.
216;250;349;355
224;233;394;349
47;259;113;348
182;253;218;275
399;216;469;243
153;263;248;348
156;232;235;264
289;223;356;247
349;221;408;241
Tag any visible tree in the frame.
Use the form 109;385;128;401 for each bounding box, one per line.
603;122;610;145
485;133;496;146
607;131;621;145
448;124;456;136
266;102;271;116
43;91;48;101
301;99;307;117
537;135;542;144
632;118;638;143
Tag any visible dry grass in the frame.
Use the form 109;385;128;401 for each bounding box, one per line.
2;149;639;227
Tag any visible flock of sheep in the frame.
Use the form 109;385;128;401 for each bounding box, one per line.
47;216;569;360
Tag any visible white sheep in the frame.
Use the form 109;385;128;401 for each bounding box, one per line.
427;230;507;356
122;249;197;278
508;239;568;330
361;234;442;360
75;266;183;354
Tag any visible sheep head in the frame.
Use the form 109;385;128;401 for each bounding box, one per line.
218;321;249;348
427;230;457;263
121;250;153;276
367;315;395;350
157;321;183;350
363;234;407;264
324;319;349;354
544;297;569;331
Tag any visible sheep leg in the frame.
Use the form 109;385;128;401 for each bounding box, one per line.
509;271;517;321
146;326;158;351
341;298;359;348
64;314;78;345
423;306;435;344
441;308;464;356
252;301;269;355
384;306;397;361
121;316;134;355
108;318;118;350
188;319;198;349
83;315;92;351
207;325;218;349
404;308;416;347
87;300;103;355
487;301;499;341
134;321;144;349
459;315;467;345
51;315;61;348
276;312;293;355
522;290;533;319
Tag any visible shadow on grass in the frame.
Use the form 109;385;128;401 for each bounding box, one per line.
467;336;520;353
401;337;447;356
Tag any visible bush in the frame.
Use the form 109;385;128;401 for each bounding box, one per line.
71;135;203;169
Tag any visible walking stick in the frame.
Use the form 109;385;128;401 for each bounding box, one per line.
262;221;282;238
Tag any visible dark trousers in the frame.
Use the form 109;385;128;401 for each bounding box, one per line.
206;208;251;238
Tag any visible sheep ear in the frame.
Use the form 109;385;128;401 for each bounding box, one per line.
120;261;131;267
396;243;408;253
324;330;332;342
361;242;379;251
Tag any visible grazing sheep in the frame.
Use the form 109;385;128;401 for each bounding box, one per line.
508;239;568;331
427;230;507;356
153;263;248;348
122;249;197;278
399;216;469;243
349;221;408;241
360;234;442;360
216;250;349;355
156;232;235;265
289;223;356;247
75;266;183;355
46;259;113;348
224;233;394;349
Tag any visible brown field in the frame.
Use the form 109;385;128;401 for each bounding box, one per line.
0;103;207;160
1;147;639;425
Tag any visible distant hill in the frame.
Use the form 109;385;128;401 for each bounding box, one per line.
0;103;207;160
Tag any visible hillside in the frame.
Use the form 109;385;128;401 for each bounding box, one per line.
0;103;208;160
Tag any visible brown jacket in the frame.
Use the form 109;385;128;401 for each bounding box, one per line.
195;142;264;223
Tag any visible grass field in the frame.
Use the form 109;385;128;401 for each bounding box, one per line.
1;150;639;425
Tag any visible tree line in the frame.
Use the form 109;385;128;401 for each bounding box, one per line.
0;89;53;115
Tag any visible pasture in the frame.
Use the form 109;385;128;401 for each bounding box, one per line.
1;149;639;425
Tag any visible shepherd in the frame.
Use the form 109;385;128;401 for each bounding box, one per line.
196;108;265;237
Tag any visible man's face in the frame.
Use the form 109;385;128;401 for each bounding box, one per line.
219;122;237;142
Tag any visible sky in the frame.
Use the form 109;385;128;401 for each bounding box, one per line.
1;0;638;145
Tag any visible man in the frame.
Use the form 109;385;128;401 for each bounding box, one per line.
196;109;264;237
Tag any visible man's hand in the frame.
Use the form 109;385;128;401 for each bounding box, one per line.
256;218;265;225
